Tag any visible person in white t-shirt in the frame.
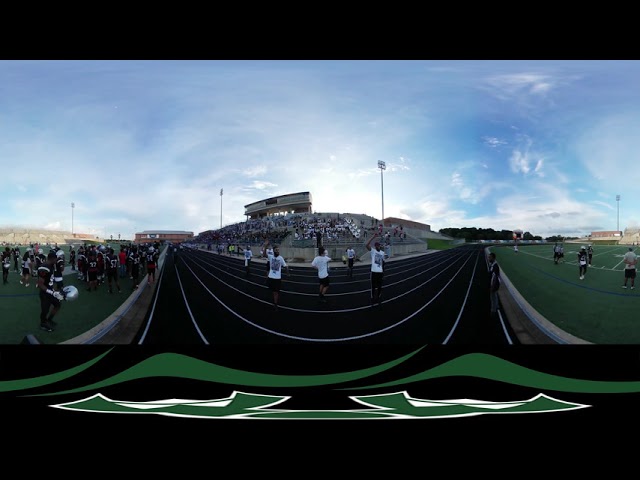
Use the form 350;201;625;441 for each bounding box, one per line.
311;246;331;304
622;247;637;290
346;246;356;278
366;233;387;307
244;245;253;276
267;245;289;310
263;241;275;274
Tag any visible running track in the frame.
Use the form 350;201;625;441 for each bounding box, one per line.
134;245;518;345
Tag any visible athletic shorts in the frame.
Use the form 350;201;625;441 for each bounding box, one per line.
348;258;354;268
371;271;384;289
267;277;282;292
107;269;118;280
22;268;30;275
319;276;330;287
625;268;637;279
88;271;98;282
147;266;156;274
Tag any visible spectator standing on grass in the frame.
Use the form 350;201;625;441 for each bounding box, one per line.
2;247;10;284
13;247;20;273
69;246;76;271
622;247;637;290
578;246;588;280
488;252;501;315
20;250;31;287
119;247;127;278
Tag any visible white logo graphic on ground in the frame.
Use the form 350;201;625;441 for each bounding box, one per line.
50;390;589;419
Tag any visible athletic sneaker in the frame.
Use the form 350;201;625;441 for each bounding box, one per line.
632;286;635;290
580;276;584;280
40;322;54;332
622;285;627;289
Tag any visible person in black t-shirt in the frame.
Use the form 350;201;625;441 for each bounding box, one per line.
38;251;65;332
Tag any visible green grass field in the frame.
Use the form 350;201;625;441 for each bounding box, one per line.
426;239;457;250
0;243;164;344
492;244;639;343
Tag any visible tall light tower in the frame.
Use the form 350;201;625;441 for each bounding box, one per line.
71;202;75;237
378;160;386;226
220;188;223;230
616;194;621;234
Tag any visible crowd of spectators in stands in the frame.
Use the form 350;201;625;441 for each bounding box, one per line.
192;212;412;249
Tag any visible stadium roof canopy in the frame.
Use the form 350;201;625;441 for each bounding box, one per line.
244;192;312;219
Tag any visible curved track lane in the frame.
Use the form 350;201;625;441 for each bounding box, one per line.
137;245;519;345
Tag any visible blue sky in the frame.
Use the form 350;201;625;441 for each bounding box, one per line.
1;60;638;240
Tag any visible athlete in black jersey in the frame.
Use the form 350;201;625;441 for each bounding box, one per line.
54;250;65;291
106;248;121;294
86;250;99;291
2;247;11;284
578;246;588;280
38;251;65;332
130;247;141;290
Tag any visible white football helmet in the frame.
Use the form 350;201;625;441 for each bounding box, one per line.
62;285;79;302
56;249;65;258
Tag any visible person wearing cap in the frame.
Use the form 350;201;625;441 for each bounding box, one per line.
577;246;588;280
366;232;388;307
622;247;637;290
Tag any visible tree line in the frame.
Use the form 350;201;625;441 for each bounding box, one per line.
438;227;577;242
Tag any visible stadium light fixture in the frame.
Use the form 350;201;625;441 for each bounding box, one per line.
220;188;223;230
71;202;75;237
378;160;386;225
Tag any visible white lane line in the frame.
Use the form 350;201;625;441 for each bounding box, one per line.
442;251;480;344
181;249;475;342
137;261;166;344
174;263;209;345
189;248;452;284
188;249;465;297
182;248;474;314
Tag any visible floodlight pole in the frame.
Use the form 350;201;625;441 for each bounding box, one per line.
71;202;75;237
616;194;620;234
378;160;386;226
220;188;223;230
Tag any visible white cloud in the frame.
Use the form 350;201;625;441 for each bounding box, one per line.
244;181;278;191
243;165;267;177
590;200;615;211
482;136;507;148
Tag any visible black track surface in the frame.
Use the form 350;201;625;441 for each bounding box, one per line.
134;245;519;345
